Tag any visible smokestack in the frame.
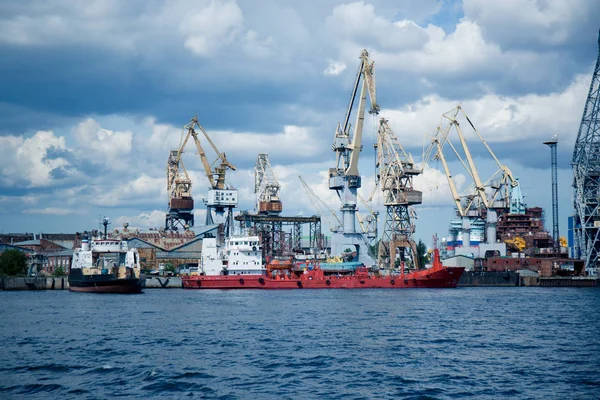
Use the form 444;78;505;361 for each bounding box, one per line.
487;210;497;244
462;217;471;248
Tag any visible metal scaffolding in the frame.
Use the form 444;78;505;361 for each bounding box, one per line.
235;213;323;259
572;30;600;275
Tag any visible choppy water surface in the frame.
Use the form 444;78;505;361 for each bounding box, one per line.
1;287;599;399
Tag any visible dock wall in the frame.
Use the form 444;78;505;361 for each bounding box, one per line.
458;271;519;287
1;277;69;290
144;277;183;288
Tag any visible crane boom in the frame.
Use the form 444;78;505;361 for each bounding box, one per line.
346;50;378;177
422;105;523;219
447;109;489;210
434;137;465;216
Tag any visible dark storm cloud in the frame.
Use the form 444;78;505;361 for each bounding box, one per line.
0;42;349;135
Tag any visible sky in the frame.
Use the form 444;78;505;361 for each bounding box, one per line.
0;0;599;247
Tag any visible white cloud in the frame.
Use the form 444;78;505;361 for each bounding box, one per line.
23;207;81;216
368;19;503;75
90;174;164;207
324;60;347;76
73;118;133;169
0;130;70;187
242;30;274;58
210;125;323;160
115;210;166;230
380;72;589;150
180;0;244;56
413;165;467;207
326;2;429;51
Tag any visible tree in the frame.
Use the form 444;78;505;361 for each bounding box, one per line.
416;239;429;269
0;249;28;276
53;266;66;277
165;263;176;275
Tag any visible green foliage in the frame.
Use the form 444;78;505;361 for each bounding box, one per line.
53;266;66;277
165;263;176;273
368;240;379;259
0;249;28;276
416;239;429;269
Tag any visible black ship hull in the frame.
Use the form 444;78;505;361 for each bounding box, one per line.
68;270;144;294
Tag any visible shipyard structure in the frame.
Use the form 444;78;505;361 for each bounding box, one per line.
2;37;600;286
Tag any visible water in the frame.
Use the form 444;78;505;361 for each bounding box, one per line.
1;288;599;399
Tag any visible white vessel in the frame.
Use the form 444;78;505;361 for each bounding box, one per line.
69;235;144;293
199;235;264;276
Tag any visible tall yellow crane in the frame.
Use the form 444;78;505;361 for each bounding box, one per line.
166;115;238;241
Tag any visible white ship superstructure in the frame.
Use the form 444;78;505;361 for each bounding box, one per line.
200;235;264;276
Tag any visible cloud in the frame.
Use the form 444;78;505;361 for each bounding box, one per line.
115;210;167;230
23;207;81;216
73;118;133;169
0;130;71;187
324;60;347;76
463;0;600;48
326;2;429;51
90;174;164;208
379;71;589;162
180;0;244;56
413;165;467;207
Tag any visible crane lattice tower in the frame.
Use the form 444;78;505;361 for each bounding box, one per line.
375;119;423;270
544;136;559;246
572;30;600;273
255;154;282;215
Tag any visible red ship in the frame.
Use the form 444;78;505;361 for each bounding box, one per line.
182;236;463;290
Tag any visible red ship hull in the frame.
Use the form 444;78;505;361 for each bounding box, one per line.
182;265;464;290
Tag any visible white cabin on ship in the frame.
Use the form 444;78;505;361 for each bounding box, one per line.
200;235;265;276
72;237;140;272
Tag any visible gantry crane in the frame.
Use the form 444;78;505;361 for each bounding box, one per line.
255;154;282;215
166;115;237;241
328;49;379;266
422;105;524;245
371;118;423;270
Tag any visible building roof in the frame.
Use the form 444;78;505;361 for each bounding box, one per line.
14;239;41;246
44;249;74;257
118;225;219;251
0;243;35;253
189;224;220;237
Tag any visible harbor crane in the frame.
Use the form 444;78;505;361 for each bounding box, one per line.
371;118;422;270
328;49;379;266
422;105;524;247
166;144;194;230
423;106;522;217
572;30;600;275
166;115;237;241
255;154;282;215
